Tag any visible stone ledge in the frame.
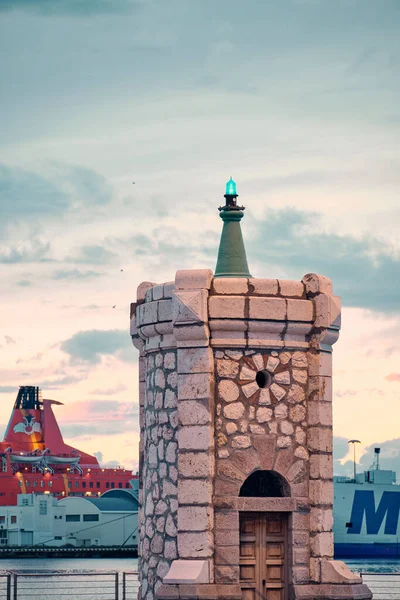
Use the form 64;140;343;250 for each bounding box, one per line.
174;323;210;348
213;496;297;512
135;309;338;352
321;560;362;585
157;583;242;600
163;559;209;585
209;318;316;350
293;583;372;599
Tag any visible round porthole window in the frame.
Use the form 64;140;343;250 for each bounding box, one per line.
256;370;272;389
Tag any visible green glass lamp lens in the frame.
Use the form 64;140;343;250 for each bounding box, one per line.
225;177;237;195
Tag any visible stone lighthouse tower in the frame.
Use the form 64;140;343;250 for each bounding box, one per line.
130;180;371;600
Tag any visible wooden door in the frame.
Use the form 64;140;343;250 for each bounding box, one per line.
239;512;288;600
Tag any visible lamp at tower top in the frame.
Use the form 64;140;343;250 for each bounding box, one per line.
215;177;251;277
220;176;245;211
225;177;237;196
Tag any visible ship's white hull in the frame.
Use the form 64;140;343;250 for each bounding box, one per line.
334;481;400;557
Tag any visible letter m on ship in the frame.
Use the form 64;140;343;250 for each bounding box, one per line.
348;491;400;535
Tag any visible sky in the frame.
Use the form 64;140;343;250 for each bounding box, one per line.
0;0;399;476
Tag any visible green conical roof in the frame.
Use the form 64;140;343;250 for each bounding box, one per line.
214;179;252;278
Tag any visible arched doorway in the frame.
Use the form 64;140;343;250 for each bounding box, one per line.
239;471;290;600
239;469;291;499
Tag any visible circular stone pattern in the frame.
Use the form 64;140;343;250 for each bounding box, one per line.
215;349;309;459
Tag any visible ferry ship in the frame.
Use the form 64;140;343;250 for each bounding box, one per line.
0;386;135;506
334;448;400;557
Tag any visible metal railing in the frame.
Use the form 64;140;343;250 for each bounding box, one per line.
122;572;140;600
361;573;400;599
0;575;11;600
0;571;138;600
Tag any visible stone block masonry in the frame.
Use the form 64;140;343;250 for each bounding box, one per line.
214;349;311;464
131;270;372;600
140;349;179;600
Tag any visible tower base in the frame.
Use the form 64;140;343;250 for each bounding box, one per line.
157;583;372;600
293;584;372;599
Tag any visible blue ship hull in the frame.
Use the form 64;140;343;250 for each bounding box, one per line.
335;543;400;558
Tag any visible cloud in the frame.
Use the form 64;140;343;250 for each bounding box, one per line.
60;329;132;364
40;375;85;389
59;400;138;439
16;280;32;287
70;245;117;265
121;225;219;273
333;436;361;478
0;375;85;395
0;386;18;394
0;163;114;233
90;384;128;395
385;373;400;382
0;0;139;16
344;47;377;77
16;352;42;364
249;207;400;313
359;438;400;474
250;165;400;193
84;400;135;417
54;163;114;208
333;436;400;477
94;451;104;463
60;304;102;310
335;389;357;398
334;436;350;462
61;422;127;438
93;451;122;468
52;269;103;280
0;163;69;226
0;240;52;263
5;336;15;345
60;398;130;420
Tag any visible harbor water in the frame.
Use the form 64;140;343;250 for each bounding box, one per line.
0;556;137;572
347;558;400;574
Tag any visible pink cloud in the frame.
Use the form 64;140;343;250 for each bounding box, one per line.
60;400;137;423
385;373;400;382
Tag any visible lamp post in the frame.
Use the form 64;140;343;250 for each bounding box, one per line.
348;439;361;482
